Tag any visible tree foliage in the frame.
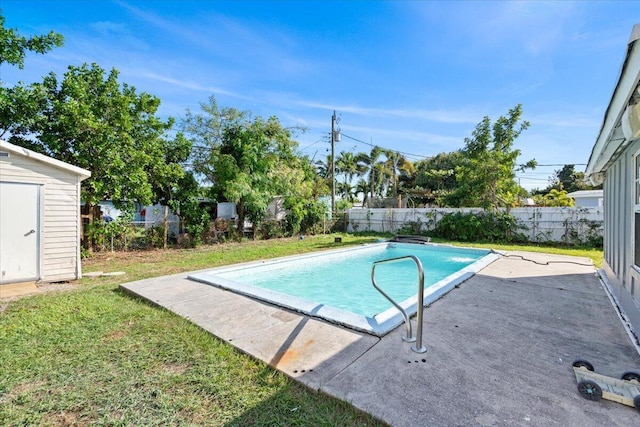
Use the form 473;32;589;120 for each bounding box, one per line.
357;146;384;205
412;150;463;206
167;172;210;246
542;189;575;207
181;95;246;185
0;13;62;141
16;63;188;210
533;164;599;195
446;104;535;209
0;82;47;141
182;96;319;237
214;116;300;233
0;14;63;69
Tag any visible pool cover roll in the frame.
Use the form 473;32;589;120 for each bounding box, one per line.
389;235;432;244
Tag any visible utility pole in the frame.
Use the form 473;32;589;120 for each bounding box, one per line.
331;110;336;216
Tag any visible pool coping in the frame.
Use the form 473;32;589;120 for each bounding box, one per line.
119;251;640;426
188;242;500;336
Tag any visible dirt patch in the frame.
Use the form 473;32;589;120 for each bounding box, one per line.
101;329;127;341
163;362;190;375
44;411;91;427
101;320;135;341
37;282;79;294
1;379;46;402
0;282;80;314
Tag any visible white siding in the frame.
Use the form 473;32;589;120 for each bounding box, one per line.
0;152;82;282
602;139;640;334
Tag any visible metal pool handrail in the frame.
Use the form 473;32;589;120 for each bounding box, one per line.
371;255;427;353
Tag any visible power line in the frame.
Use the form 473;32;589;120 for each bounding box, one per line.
515;176;554;182
535;163;587;166
339;133;588;167
340;132;428;160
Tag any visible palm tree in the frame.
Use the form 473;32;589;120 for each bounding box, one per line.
336;151;360;189
356;179;369;206
398;157;416;193
336;181;356;202
314;155;331;179
384;150;414;200
356;146;383;207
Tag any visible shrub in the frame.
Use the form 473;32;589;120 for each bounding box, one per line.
258;220;287;239
431;211;525;242
396;220;425;235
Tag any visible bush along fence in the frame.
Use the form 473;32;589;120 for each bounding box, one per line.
347;207;604;247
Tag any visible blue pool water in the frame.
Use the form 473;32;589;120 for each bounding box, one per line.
225;244;486;317
189;242;497;335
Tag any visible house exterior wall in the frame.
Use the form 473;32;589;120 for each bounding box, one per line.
601;139;640;333
585;24;640;343
0;152;83;282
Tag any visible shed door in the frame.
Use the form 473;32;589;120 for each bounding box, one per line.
0;182;40;284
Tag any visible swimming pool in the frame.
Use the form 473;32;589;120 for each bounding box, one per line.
189;242;499;336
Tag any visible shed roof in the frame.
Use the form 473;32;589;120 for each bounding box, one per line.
0;139;91;180
566;190;603;198
585;24;640;184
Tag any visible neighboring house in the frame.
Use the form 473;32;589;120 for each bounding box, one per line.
585;24;640;335
0;140;91;285
566;190;603;208
216;202;237;220
266;196;287;221
93;201;182;237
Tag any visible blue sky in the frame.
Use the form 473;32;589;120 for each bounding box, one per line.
1;1;638;190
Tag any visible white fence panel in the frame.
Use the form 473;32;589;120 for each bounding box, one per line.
347;207;604;244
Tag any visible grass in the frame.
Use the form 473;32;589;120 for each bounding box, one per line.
0;234;603;426
439;240;604;268
0;234;386;427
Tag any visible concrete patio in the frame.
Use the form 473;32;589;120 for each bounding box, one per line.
121;250;640;426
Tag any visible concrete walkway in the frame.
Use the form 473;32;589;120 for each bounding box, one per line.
121;251;640;426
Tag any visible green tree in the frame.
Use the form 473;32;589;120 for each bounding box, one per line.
411;151;465;206
383;149;406;198
182;96;324;238
543;189;575;207
537;164;599;194
397;155;416;195
212;115;302;236
151;132;193;248
357;146;384;206
315;154;332;179
336;181;356;202
447;104;536;209
336;151;362;190
282;157;329;235
181;95;246;185
0;83;47;142
0;13;62;142
167;172;210;246
21;63;185;211
0;13;63;69
355;178;370;206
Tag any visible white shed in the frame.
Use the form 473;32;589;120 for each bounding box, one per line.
566;190;603;208
0;140;91;285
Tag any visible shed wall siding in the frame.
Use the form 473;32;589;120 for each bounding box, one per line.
0;153;81;282
603;139;640;333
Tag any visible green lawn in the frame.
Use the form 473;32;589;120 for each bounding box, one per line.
0;235;387;427
443;240;603;268
0;235;603;426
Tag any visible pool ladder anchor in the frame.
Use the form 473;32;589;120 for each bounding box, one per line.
371;255;427;353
